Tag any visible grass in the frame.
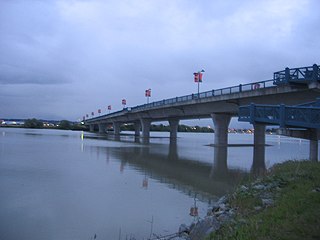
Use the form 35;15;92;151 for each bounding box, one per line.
208;161;320;240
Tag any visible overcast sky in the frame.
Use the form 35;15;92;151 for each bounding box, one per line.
0;0;319;124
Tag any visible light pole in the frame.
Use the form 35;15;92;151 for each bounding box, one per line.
193;69;205;97
145;88;151;104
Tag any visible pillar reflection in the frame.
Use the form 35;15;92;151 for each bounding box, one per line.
210;146;228;179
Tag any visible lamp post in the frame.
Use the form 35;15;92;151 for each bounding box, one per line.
145;88;151;104
193;69;205;97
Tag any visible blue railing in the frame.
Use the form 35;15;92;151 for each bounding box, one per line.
239;102;320;129
273;64;320;85
130;79;275;112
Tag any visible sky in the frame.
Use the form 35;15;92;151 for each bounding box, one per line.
0;0;319;126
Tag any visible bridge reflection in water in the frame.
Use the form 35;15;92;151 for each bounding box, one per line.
84;136;266;202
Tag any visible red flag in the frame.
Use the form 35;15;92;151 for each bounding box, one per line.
91;112;94;116
145;89;151;97
98;109;101;114
108;105;111;110
198;72;203;82
122;99;126;105
194;72;199;82
86;114;89;118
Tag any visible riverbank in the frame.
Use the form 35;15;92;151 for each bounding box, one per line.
178;160;320;239
204;160;320;239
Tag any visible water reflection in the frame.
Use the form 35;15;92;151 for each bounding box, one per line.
86;137;268;203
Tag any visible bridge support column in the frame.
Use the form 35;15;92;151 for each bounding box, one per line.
310;129;319;162
169;118;179;139
134;121;141;137
254;124;266;146
98;123;106;134
89;124;95;132
211;114;231;146
113;122;121;136
140;118;152;139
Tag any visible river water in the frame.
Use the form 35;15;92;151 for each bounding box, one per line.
0;127;316;239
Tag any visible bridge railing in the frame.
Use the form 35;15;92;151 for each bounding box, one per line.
273;64;320;85
130;79;275;112
239;103;320;129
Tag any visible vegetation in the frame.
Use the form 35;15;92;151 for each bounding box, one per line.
23;118;43;128
208;161;320;240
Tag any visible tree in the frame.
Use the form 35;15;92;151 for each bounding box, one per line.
24;118;43;128
59;120;71;130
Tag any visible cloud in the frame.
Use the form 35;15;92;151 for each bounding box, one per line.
0;0;319;120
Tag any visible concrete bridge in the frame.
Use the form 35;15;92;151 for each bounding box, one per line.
85;64;320;159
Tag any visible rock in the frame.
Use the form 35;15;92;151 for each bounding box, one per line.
217;195;227;205
188;216;220;240
217;213;232;223
262;198;274;206
253;184;265;190
239;185;249;192
312;187;320;192
179;224;190;235
254;206;262;211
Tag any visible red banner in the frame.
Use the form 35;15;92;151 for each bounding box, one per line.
98;109;101;113
122;99;126;105
145;89;151;97
194;72;199;82
91;112;94;116
108;105;111;110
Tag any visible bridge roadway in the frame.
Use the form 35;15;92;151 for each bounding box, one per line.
85;65;320;159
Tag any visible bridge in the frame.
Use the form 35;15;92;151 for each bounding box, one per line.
84;64;320;160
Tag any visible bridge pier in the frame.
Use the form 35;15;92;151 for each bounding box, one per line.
89;124;95;132
168;118;179;139
211;114;231;146
140;118;152;139
113;122;121;136
134;121;141;137
254;124;266;146
98;123;107;133
310;129;319;162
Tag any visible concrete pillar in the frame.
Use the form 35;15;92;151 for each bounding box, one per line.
134;121;141;137
89;124;94;132
113;122;121;136
140;118;151;139
254;124;266;146
168;118;179;139
309;129;319;161
251;145;266;176
211;114;231;146
98;123;106;133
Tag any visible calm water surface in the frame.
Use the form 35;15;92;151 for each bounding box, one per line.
0;128;316;239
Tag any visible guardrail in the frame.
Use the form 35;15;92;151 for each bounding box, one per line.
85;78;276;122
273;64;320;85
239;103;320;129
130;79;275;112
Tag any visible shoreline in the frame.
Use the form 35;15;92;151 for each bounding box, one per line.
177;160;320;240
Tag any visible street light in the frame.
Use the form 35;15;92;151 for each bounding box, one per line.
145;88;151;104
193;69;205;97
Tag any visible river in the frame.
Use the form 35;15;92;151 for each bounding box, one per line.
0;127;316;239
